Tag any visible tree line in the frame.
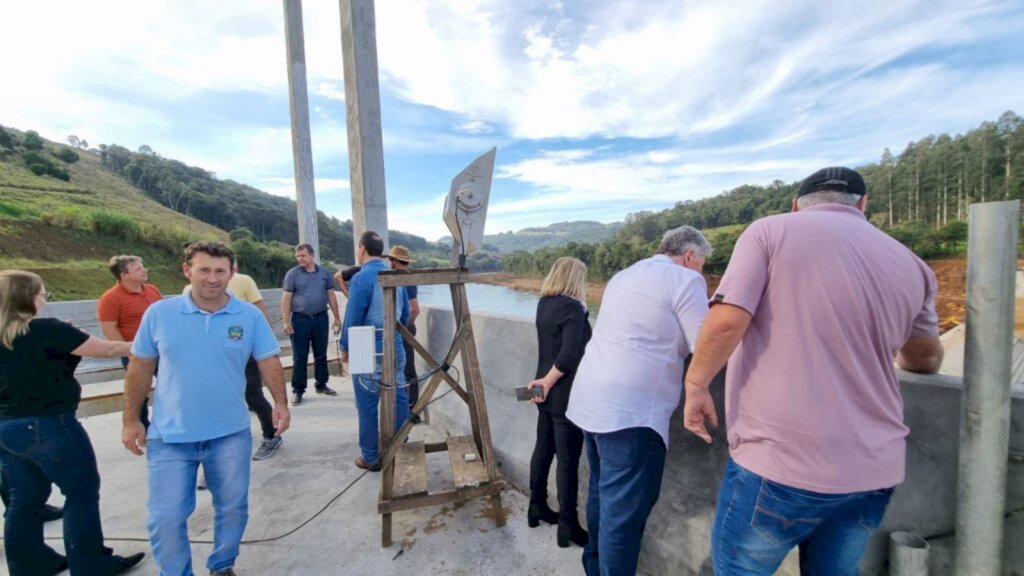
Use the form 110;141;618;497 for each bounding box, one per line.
98;143;356;264
501;111;1021;280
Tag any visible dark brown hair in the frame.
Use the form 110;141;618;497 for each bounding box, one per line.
184;241;236;269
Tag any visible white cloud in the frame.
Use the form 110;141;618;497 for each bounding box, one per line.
312;82;346;102
374;0;1023;141
454;120;494;134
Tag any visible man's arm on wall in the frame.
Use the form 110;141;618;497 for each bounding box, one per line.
897;336;944;374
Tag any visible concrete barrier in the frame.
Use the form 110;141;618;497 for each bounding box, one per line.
414;304;1024;575
40;289;330;384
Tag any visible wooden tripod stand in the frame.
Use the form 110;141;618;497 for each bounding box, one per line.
375;268;506;547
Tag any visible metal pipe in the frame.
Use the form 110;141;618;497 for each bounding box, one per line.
282;0;321;261
954;199;1019;575
890;531;929;576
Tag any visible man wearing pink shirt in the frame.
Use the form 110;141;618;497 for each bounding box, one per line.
683;167;944;575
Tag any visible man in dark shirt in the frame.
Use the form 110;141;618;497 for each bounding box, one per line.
387;245;421;422
281;243;341;405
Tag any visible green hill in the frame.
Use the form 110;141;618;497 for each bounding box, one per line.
480;221;622;253
0;125;465;297
0;127;227;298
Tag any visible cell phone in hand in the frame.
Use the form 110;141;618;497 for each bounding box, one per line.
515;386;544;402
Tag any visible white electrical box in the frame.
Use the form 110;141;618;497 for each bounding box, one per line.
347;326;377;374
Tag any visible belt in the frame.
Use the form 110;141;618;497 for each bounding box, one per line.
292;310;327;318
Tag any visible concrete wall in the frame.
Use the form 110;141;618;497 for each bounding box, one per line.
414;305;1024;575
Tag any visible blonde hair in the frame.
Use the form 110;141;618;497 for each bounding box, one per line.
0;270;43;350
541;257;587;300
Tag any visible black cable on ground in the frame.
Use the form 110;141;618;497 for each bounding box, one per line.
50;368;462;547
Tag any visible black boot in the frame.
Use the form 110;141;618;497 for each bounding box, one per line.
527;500;558;528
557;517;589;548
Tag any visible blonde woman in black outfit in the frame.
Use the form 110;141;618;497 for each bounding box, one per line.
0;270;145;575
526;257;592;548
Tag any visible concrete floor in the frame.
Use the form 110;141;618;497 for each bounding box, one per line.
1;375;586;576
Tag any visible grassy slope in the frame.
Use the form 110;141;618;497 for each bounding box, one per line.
0;144;228;299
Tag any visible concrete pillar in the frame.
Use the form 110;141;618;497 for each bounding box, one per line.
339;0;389;257
283;0;320;262
954;199;1019;575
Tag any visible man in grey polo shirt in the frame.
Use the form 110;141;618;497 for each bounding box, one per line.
281;243;341;405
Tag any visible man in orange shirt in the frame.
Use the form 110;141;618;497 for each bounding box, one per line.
97;255;162;427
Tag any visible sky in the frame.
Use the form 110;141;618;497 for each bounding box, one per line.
2;0;1022;241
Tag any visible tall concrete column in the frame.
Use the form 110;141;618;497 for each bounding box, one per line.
283;0;320;262
340;0;389;257
954;199;1019;575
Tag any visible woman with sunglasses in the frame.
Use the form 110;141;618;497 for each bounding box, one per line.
0;270;145;575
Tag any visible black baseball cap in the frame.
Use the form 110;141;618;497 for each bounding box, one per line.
797;167;866;197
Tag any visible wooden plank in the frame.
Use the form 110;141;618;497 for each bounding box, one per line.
448;435;488;488
392;441;428;499
377;268;490;288
380;286;397;548
378;481;505;514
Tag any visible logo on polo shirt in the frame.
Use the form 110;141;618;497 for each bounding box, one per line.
227;325;244;341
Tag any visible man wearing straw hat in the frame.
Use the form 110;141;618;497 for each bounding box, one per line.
387;245;422;423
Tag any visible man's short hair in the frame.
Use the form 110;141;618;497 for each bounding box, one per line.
359;231;384;257
184;241;236;269
295;243;315;255
796;191;862;210
657;226;712;259
108;255;142;280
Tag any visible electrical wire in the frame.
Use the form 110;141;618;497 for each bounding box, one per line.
56;365;465;547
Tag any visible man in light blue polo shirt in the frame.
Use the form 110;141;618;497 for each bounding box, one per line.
121;242;290;576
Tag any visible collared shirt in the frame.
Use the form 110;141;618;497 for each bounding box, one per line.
97;282;163;340
713;204;939;493
339;259;409;353
131;294;280;443
567;255;708;447
282;264;337;315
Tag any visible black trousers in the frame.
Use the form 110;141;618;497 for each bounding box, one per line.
244;358;276;440
529;410;584;520
402;322;419;409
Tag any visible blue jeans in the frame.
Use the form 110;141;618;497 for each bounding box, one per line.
290;311;329;394
147;428;252;576
712;459;894;575
352;344;409;463
582;427;667;576
0;412;124;576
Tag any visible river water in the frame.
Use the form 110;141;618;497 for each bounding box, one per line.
417;283;539;319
